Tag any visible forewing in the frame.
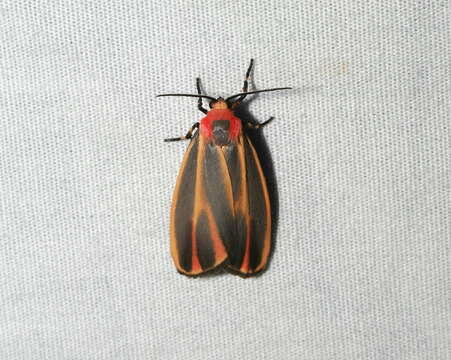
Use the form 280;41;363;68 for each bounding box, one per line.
170;134;234;275
223;134;271;275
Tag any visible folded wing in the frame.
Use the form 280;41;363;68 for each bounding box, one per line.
170;134;234;275
222;134;271;275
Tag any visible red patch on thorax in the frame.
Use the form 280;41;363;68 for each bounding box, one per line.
200;109;241;142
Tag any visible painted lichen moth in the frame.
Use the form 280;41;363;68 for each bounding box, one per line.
158;59;291;277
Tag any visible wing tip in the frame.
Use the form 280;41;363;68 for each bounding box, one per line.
224;262;270;278
174;259;229;277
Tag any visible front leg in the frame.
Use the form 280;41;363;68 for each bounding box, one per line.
196;78;208;114
164;122;199;142
245;116;274;129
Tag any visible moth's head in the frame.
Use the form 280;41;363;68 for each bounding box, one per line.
209;97;230;110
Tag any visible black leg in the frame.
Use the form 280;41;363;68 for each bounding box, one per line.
235;59;254;104
196;78;208;114
164;122;199;142
245;116;274;129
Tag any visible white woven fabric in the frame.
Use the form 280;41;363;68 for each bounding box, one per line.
1;1;449;359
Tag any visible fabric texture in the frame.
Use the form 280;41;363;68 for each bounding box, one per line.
0;1;449;359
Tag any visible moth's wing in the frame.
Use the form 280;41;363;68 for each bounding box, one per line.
170;134;235;275
223;134;271;275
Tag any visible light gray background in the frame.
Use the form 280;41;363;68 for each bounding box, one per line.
0;1;450;359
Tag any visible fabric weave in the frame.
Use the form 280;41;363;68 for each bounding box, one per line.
0;1;449;359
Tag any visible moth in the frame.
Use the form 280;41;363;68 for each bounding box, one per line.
159;59;290;276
